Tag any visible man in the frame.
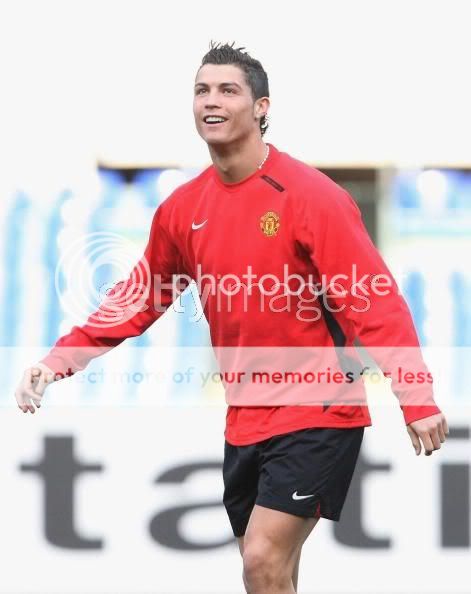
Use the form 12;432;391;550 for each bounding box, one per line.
16;42;448;594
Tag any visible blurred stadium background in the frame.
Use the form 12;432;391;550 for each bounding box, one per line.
0;1;470;593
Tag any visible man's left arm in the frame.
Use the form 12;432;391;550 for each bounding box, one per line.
294;178;448;455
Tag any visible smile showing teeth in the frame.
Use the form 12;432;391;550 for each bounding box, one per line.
204;116;227;124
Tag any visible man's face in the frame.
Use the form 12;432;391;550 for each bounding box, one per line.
193;64;264;146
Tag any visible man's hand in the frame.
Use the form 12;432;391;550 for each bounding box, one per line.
15;363;55;414
407;413;449;456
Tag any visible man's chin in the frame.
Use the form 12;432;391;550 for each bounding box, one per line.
204;135;232;147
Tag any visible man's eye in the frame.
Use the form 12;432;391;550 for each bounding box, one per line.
195;88;235;95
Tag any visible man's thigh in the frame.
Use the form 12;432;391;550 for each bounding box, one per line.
243;504;319;570
237;506;317;553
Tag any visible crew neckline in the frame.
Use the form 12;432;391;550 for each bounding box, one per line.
211;143;279;192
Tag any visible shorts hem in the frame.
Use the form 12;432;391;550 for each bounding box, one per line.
255;497;340;522
232;525;248;538
227;514;251;538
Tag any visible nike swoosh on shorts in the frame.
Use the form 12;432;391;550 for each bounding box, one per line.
292;491;317;500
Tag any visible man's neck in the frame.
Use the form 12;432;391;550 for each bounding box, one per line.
209;138;268;184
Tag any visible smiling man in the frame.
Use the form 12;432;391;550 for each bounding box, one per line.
16;42;448;594
193;52;269;185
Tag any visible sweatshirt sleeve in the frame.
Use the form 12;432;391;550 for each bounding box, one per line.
293;174;441;425
40;200;187;380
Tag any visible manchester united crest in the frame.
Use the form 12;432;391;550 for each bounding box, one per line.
260;211;280;237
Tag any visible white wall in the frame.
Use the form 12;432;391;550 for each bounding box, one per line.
1;0;470;179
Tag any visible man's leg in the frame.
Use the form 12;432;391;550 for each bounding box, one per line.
237;535;302;593
236;537;251;593
240;504;319;594
291;548;301;592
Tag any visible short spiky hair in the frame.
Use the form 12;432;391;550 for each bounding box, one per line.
200;41;270;137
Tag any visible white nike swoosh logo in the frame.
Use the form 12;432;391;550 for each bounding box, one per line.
292;491;317;501
192;219;208;230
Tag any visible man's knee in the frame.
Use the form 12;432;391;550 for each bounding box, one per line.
242;542;292;589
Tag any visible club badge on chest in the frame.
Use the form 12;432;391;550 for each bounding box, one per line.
260;211;280;237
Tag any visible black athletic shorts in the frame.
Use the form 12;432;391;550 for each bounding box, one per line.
223;426;364;537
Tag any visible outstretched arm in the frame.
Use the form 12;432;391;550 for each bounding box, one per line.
15;200;187;412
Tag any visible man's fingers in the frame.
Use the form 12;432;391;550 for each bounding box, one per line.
22;368;42;397
442;416;449;435
35;371;48;397
18;386;38;402
30;393;42;407
21;368;34;394
437;423;446;443
16;367;47;413
33;365;54;396
15;365;54;414
418;431;435;456
16;395;35;414
407;427;421;455
15;390;29;413
429;428;442;451
408;414;450;457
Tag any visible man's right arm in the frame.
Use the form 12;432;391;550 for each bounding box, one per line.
16;200;186;413
39;201;185;380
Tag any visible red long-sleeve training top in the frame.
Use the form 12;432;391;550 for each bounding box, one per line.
41;144;441;444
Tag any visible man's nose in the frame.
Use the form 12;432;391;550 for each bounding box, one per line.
204;90;222;107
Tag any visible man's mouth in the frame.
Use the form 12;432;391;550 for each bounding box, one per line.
203;116;228;125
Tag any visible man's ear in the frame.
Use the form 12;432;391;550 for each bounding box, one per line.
255;97;270;120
